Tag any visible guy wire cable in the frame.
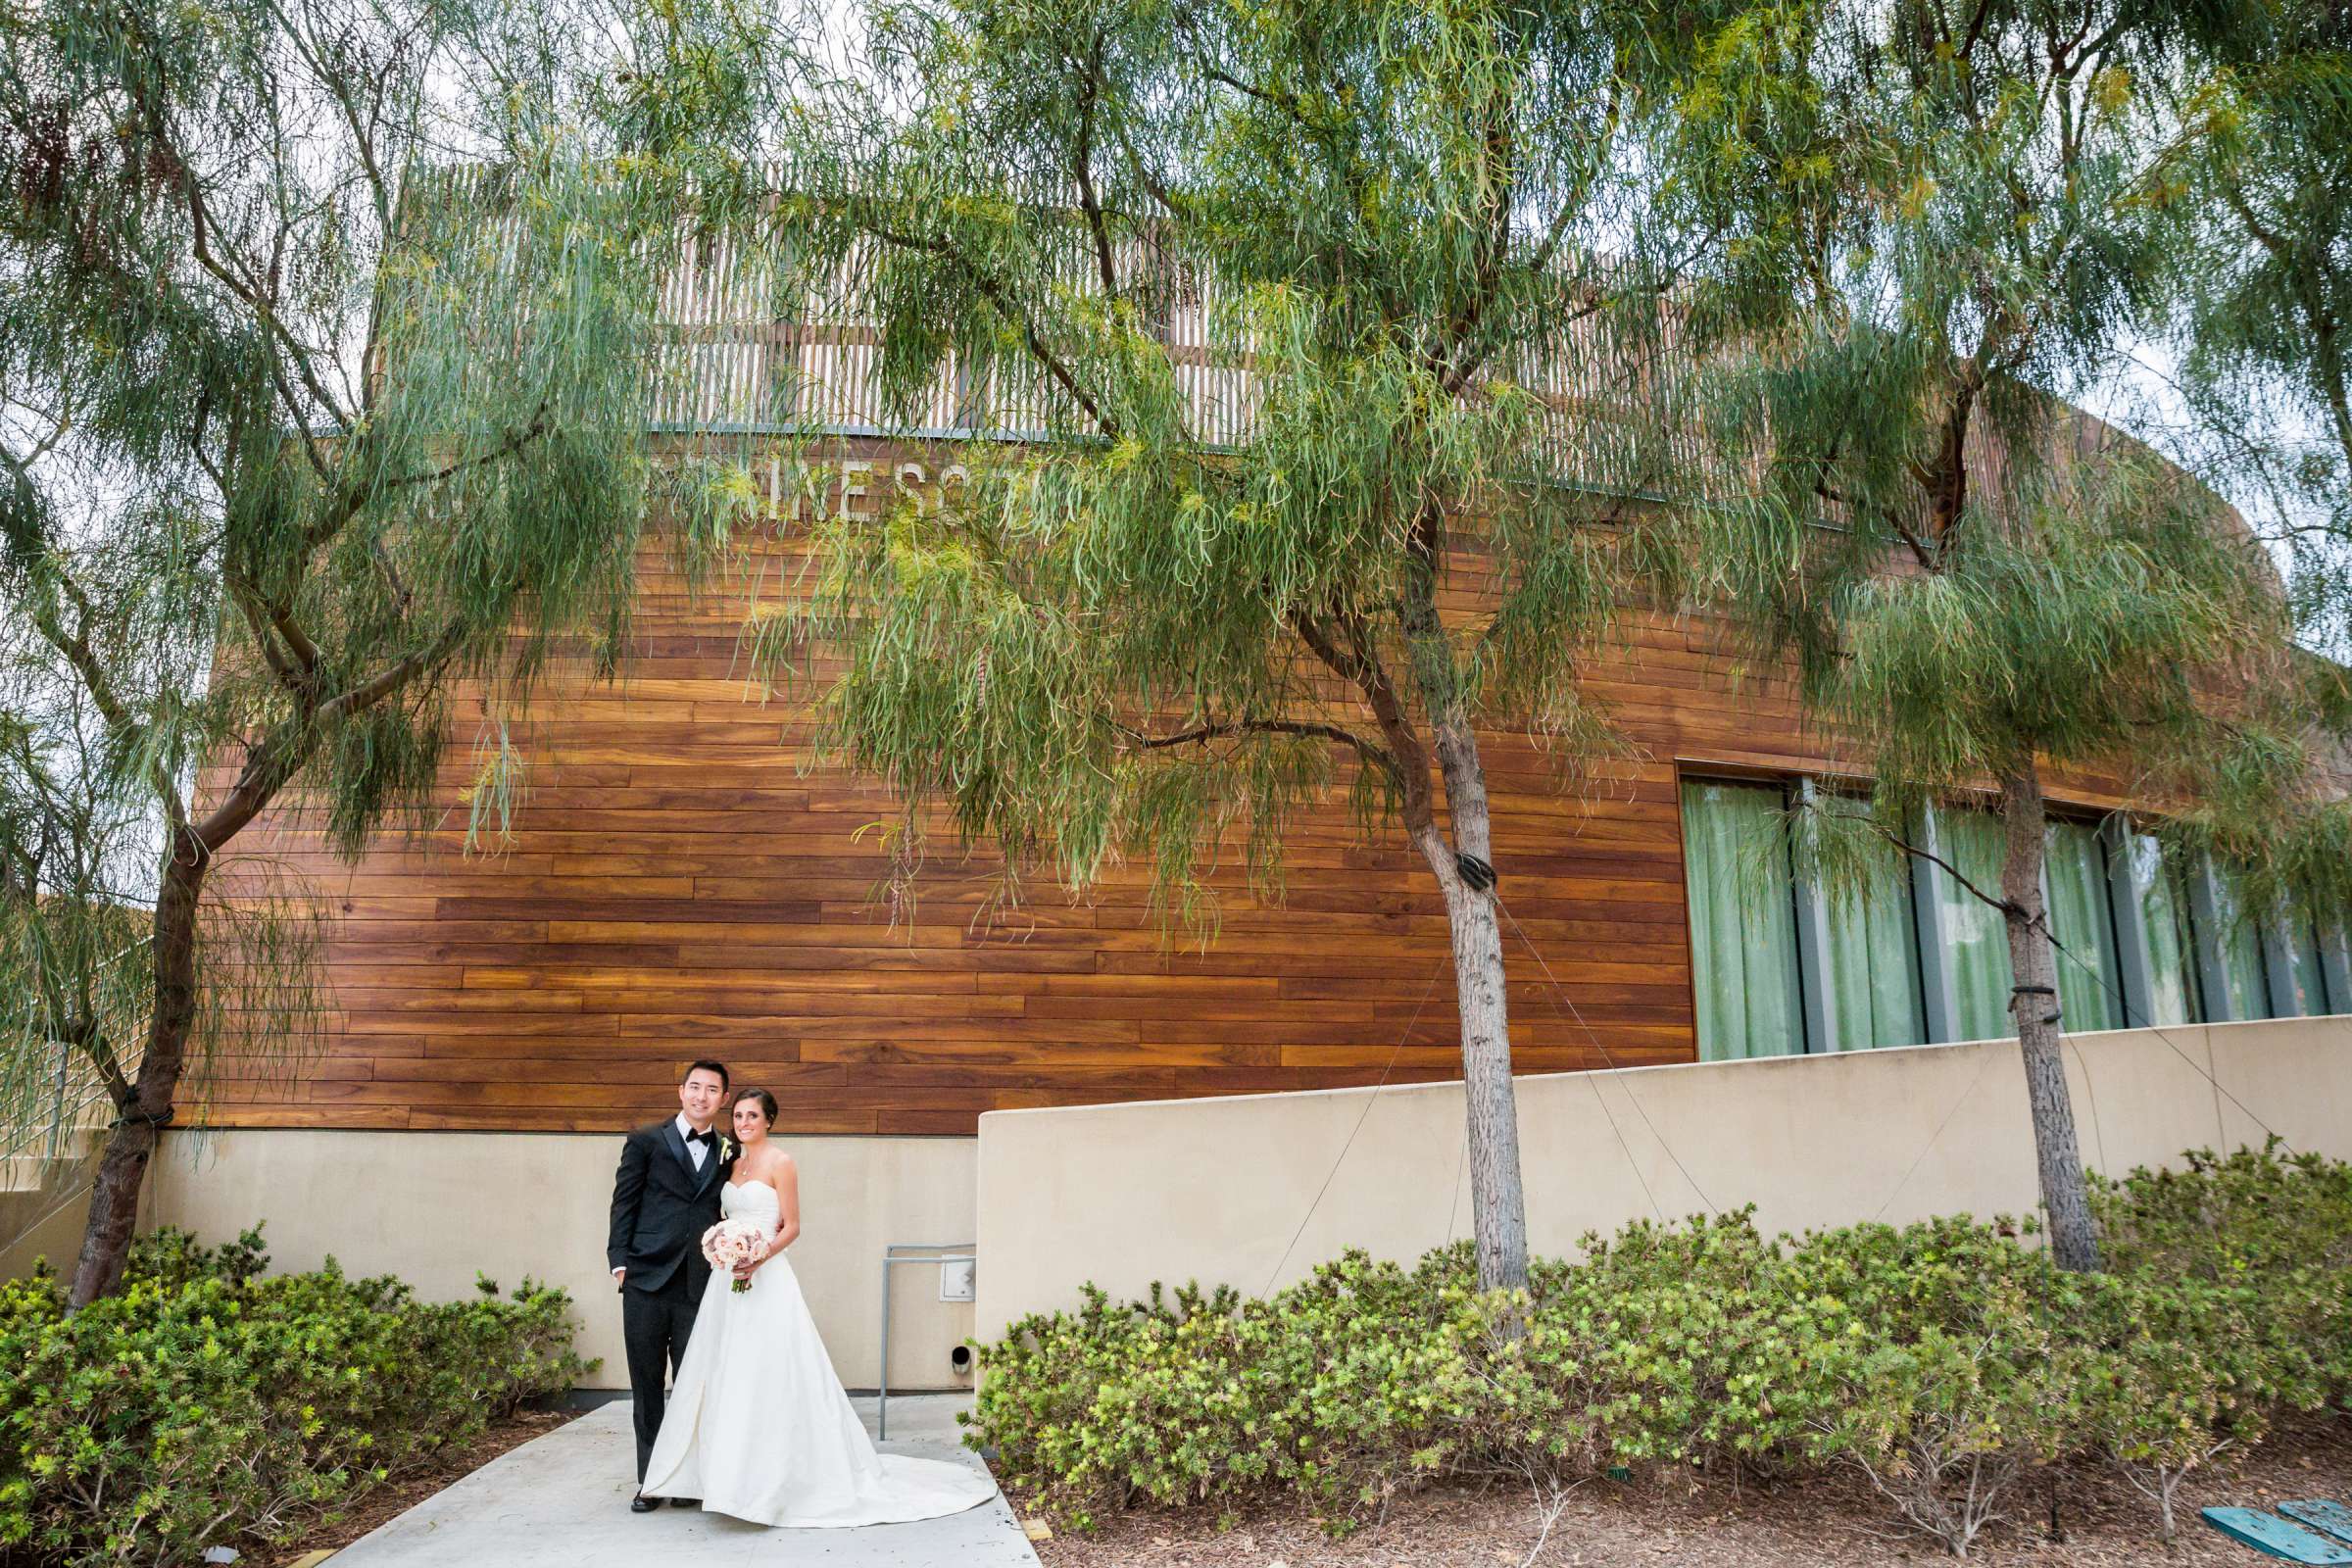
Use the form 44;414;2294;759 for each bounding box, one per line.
1261;953;1446;1298
2037;919;2295;1154
1268;871;2305;1315
1495;890;1710;1220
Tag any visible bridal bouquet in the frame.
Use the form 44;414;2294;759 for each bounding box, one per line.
701;1219;768;1293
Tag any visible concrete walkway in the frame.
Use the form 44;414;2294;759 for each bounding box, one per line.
329;1394;1040;1567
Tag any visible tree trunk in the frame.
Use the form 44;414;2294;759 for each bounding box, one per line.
1418;715;1530;1296
1996;766;2101;1273
1377;532;1532;1299
68;828;205;1308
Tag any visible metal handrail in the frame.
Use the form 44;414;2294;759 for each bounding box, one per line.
0;1030;135;1168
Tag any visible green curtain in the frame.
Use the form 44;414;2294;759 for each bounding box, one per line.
2324;922;2351;1015
2202;862;2273;1021
2318;918;2350;1015
2123;833;2200;1025
1932;806;2017;1041
2044;821;2124;1032
2277;906;2328;1017
1681;781;1805;1060
1820;805;1925;1050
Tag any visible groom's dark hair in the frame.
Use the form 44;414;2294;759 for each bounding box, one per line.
683;1059;729;1089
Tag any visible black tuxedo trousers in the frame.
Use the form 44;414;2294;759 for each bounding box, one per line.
609;1119;730;1481
620;1269;700;1482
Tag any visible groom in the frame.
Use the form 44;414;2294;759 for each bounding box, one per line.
609;1059;734;1512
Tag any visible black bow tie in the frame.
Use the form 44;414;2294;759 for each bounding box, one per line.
687;1129;715;1147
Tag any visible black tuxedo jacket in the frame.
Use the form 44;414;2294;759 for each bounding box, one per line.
608;1118;732;1295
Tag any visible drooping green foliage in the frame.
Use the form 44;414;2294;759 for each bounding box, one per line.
739;0;1694;930
1660;0;2281;785
2159;2;2352;649
0;0;740;1300
2143;4;2352;927
1649;0;2348;1270
707;0;1754;1295
1;682;166;1108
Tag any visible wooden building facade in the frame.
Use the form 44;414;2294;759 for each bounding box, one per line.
205;241;2311;1139
200;428;1910;1136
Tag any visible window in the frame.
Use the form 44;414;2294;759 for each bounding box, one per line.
2042;819;2124;1031
1816;793;1927;1052
2188;862;2352;1022
2275;903;2337;1016
2120;832;2201;1025
1679;780;1805;1061
1679;779;1924;1060
1927;806;2017;1041
1678;772;2352;1062
1921;808;2135;1035
2202;863;2273;1022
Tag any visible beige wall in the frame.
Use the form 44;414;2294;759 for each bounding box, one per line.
0;1131;153;1285
975;1016;2352;1341
146;1130;978;1392
0;1184;100;1284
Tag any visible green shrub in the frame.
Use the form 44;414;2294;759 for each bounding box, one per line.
0;1226;588;1568
969;1143;2352;1556
2092;1145;2352;1415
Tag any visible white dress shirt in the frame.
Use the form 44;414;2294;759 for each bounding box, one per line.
676;1112;712;1169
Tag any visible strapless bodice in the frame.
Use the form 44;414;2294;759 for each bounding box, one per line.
721;1178;780;1225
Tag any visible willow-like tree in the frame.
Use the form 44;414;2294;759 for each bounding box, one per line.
730;0;1702;1294
2159;4;2352;645
0;0;738;1303
1661;0;2324;1271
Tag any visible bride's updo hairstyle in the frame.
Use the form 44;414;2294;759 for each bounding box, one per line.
730;1087;778;1127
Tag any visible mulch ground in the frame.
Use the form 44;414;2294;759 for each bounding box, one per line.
269;1402;582;1566
1019;1415;2352;1567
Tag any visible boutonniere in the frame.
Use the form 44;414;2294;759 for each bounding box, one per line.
719;1136;738;1162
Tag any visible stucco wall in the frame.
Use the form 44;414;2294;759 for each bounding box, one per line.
145;1130;977;1392
0;1130;148;1285
35;1018;2349;1382
0;1184;101;1284
975;1016;2352;1341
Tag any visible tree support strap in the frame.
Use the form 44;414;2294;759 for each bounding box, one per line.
1455;853;1496;892
112;1106;176;1131
2011;984;2061;1026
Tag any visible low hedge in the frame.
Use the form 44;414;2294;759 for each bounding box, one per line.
0;1227;587;1568
969;1144;2352;1556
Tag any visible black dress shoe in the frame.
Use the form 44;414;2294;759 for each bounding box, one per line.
668;1496;700;1508
630;1493;660;1513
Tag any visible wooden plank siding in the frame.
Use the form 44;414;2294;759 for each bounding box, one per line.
194;438;2131;1136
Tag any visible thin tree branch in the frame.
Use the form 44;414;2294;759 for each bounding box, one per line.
302;404;551;554
314;614;467;726
1069;31;1120;305
1120;714;1401;786
1810;802;2028;922
192;614;469;854
1104;113;1189;222
1296;607;1437;830
229;582;308;698
858;218;1118;436
70;1015;138;1113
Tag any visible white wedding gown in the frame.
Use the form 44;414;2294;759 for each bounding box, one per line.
639;1179;999;1527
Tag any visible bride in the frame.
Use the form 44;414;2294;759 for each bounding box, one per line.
639;1087;999;1528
